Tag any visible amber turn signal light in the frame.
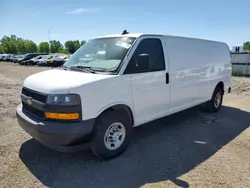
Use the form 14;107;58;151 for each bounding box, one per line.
45;112;79;120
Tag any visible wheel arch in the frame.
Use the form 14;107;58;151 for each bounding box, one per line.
96;103;134;126
215;81;224;94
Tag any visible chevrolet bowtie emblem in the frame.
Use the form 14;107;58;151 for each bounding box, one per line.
27;98;32;105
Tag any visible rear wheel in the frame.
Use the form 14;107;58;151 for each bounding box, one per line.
90;111;132;160
206;86;223;112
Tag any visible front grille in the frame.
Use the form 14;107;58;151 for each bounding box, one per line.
22;87;47;103
22;102;45;119
21;87;48;119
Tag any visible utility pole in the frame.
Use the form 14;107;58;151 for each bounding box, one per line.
48;29;51;43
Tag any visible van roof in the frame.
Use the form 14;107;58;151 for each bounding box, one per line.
95;33;226;44
95;33;143;38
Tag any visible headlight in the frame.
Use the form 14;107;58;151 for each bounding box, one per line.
46;94;81;106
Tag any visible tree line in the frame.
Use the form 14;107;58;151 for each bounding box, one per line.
0;34;249;54
0;35;86;54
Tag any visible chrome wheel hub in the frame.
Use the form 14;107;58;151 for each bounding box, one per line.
104;122;126;150
214;92;221;108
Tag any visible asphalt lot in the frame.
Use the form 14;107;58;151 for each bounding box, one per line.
0;62;250;188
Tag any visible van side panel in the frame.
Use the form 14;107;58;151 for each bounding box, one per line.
164;36;231;113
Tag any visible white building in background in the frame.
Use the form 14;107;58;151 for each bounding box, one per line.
231;46;250;53
231;46;250;76
232;46;244;53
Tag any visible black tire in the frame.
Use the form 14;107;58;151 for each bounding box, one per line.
90;110;132;160
206;86;223;113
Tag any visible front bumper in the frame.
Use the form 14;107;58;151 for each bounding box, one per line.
16;104;95;152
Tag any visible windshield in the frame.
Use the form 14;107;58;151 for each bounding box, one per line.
64;37;136;72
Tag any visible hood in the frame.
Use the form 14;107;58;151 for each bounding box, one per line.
23;69;117;94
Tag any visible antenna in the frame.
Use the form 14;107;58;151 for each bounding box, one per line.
121;30;129;35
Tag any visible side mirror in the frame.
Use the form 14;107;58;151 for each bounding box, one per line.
135;53;150;72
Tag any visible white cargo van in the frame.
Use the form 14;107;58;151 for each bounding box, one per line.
16;33;232;159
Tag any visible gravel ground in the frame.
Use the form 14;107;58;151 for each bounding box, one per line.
0;62;249;188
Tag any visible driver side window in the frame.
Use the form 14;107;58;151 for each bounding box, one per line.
124;38;165;74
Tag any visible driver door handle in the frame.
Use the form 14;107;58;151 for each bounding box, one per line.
166;73;169;84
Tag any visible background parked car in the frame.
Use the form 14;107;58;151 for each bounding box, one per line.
18;53;47;65
9;55;18;62
5;54;14;62
30;55;49;65
37;55;54;66
1;54;12;61
13;55;25;63
1;53;70;66
63;55;71;64
2;54;8;61
22;55;45;65
0;54;7;61
10;54;22;62
47;54;69;67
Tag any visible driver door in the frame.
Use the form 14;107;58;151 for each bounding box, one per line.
123;36;170;125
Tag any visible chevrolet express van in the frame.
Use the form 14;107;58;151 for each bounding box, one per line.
16;33;232;159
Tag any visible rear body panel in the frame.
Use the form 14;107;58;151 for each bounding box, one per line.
162;35;231;114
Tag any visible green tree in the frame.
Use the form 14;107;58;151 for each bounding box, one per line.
0;44;5;53
80;40;86;46
1;36;12;53
57;48;69;54
10;34;17;41
38;42;50;53
25;40;37;53
0;35;87;54
65;40;81;53
10;40;18;54
50;40;63;53
16;38;26;54
1;35;19;54
243;41;250;50
0;35;38;54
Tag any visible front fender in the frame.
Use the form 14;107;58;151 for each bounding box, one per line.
95;102;134;118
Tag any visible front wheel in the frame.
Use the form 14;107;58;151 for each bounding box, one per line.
90;111;132;160
206;87;223;113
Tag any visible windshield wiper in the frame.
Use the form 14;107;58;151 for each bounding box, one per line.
70;65;96;73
